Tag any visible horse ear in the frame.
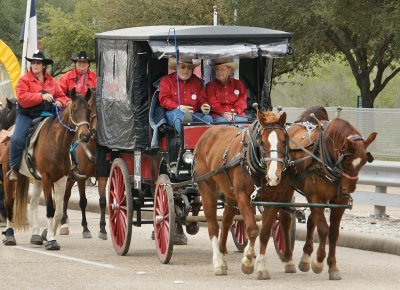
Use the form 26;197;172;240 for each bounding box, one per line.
278;112;287;125
364;132;377;148
70;88;77;100
257;110;265;125
85;88;92;102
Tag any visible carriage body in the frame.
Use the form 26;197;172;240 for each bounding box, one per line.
94;25;293;260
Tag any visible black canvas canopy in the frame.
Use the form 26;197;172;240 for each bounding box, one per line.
95;25;292;150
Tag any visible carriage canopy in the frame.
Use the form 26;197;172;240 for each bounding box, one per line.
95;25;292;150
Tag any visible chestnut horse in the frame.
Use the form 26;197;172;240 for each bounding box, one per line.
194;109;287;277
1;89;91;250
60;93;108;240
277;106;377;280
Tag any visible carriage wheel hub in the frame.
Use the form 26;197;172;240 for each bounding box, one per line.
155;215;164;224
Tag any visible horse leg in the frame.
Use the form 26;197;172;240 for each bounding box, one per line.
310;208;329;274
219;205;236;255
53;177;67;237
41;178;60;250
97;177;107;240
279;210;297;273
298;212;316;272
77;179;92;239
236;192;259;275
2;173;16;246
29;180;44;245
199;183;226;275
60;177;74;235
327;207;346;280
257;206;278;280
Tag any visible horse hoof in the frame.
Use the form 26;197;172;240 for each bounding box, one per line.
60;225;69;235
329;271;342;280
2;228;16;246
186;222;199;235
214;266;227;276
257;270;271;280
30;235;43;245
285;264;297;273
98;231;107;240
241;264;254;275
83;231;92;239
311;259;324;274
45;240;61;251
41;229;48;242
173;233;188;245
298;261;310;272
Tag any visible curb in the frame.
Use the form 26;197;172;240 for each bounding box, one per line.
37;195;399;256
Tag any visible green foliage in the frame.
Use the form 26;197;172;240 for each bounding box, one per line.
0;0;25;58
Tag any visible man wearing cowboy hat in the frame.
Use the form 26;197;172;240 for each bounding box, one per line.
159;57;213;134
8;50;70;181
206;58;248;123
59;51;96;96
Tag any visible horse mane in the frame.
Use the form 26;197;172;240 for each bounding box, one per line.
325;118;361;155
295;106;329;124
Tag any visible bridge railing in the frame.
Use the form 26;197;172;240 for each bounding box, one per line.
354;160;400;217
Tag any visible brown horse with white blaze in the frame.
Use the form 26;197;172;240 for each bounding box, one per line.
1;88;91;250
194;109;287;277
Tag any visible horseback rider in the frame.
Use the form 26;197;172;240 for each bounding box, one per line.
58;51;96;96
7;50;70;181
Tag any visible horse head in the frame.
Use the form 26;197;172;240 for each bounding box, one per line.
256;109;287;186
326;118;377;193
69;88;91;143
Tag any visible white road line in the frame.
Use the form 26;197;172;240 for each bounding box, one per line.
15;246;116;269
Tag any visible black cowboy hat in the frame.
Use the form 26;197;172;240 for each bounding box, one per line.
71;51;95;62
25;50;54;65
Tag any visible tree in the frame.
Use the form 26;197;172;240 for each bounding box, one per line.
0;0;25;58
227;0;400;108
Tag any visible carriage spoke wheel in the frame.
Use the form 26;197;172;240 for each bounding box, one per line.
230;219;248;252
154;174;175;264
108;158;133;256
272;198;296;261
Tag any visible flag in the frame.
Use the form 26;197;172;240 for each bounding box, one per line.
20;0;38;76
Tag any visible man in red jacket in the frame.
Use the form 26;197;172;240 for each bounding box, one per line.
206;59;248;123
159;58;213;134
8;50;70;181
58;51;96;96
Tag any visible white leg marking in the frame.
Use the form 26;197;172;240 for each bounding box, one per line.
242;243;255;268
15;246;115;269
52;177;67;235
301;253;311;264
29;181;43;236
211;236;226;272
255;254;268;274
352;157;361;168
267;131;279;186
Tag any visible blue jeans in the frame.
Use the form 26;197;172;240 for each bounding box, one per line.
9;113;33;170
213;115;248;123
165;109;213;135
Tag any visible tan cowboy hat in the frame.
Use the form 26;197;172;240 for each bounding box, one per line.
168;58;200;70
214;58;238;71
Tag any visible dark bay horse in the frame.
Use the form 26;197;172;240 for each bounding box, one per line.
194;109;287;277
60;93;108;240
1;89;91;250
278;106;377;280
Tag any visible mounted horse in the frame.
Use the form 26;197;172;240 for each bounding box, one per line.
1;89;91;250
278;106;377;280
194;109;288;278
60;92;108;240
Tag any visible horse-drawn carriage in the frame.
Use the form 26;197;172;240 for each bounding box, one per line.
95;25;377;279
95;25;294;261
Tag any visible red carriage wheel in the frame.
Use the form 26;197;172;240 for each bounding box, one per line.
154;174;175;264
108;158;133;256
272;206;296;261
230;219;248;252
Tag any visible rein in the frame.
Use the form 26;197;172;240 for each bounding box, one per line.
54;103;90;132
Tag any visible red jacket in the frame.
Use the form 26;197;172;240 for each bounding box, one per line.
16;70;70;108
159;72;207;112
206;77;247;118
58;68;97;96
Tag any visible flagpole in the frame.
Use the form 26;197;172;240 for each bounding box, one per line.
21;0;32;76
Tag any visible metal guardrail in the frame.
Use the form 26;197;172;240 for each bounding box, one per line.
354;160;400;217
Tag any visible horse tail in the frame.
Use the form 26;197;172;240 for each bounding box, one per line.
13;174;30;230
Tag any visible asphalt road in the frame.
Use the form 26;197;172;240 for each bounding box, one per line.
1;206;399;290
